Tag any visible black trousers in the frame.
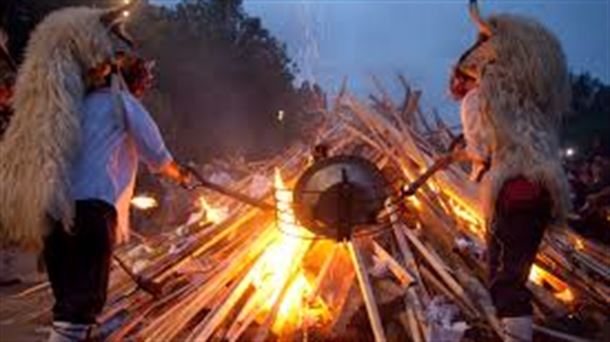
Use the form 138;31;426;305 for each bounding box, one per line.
487;179;551;318
44;200;116;324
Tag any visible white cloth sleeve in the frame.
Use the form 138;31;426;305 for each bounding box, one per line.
460;89;491;161
121;92;173;172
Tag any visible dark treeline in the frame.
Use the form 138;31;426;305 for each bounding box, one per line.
0;0;325;162
0;0;606;160
563;73;610;156
132;0;311;162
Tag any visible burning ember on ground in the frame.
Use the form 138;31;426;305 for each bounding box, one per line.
130;194;158;210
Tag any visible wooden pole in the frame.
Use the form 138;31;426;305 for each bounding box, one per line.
385;200;429;339
402;227;478;314
533;324;592;342
372;241;415;288
346;240;387;342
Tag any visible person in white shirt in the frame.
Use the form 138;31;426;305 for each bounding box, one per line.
460;87;492;182
451;69;492;182
43;54;193;341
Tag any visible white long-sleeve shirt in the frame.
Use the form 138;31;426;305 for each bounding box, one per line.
460;88;492;180
70;88;172;243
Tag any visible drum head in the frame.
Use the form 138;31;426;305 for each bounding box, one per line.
293;155;389;238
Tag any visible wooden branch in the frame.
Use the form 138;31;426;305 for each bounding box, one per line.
225;293;265;342
347;240;387;342
252;240;313;341
385;199;430;338
402;227;478;314
399;309;423;342
187;270;254;341
372;241;415;288
533;324;592;342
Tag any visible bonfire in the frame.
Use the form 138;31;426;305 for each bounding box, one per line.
8;78;609;342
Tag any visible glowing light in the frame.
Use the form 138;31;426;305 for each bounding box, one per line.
529;264;575;304
198;196;225;224
448;199;481;227
555;288;575;303
406;195;422;209
277;110;285;122
247;170;329;334
130;195;158;210
428;181;440;193
528;264;545;285
565;147;575;157
122;10;130;18
574;238;585;251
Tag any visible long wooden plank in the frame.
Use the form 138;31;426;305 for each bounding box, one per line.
347;240;387;342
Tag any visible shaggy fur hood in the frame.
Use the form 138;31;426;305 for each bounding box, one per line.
455;13;571;226
0;7;119;249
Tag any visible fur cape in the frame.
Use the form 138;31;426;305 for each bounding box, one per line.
456;14;571;226
0;7;118;249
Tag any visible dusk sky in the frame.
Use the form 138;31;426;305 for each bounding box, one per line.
154;0;609;122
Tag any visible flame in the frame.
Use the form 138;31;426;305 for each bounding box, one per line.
555;288;575;303
428;181;440;194
403;161;575;306
198;196;225;224
130;195;158;210
433;186;576;305
249;169;329;333
406;195;422;209
529;264;575;304
448;199;481;227
438;197;485;238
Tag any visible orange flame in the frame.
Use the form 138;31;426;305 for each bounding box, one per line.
406;195;422;209
529;264;575;304
249;169;329;333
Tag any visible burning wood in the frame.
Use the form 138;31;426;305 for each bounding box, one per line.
11;77;609;341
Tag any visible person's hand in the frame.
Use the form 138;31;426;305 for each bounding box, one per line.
449;134;466;153
176;165;198;190
160;161;197;189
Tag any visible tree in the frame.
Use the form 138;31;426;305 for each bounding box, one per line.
1;0;313;162
562;73;610;156
131;0;305;162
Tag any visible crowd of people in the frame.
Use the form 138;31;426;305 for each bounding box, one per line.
564;145;610;244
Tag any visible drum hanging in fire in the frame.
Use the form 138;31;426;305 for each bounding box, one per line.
293;155;390;240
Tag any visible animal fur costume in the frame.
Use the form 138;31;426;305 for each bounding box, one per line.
0;3;137;250
453;1;571;228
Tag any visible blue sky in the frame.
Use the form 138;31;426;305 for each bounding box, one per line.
153;0;610;122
